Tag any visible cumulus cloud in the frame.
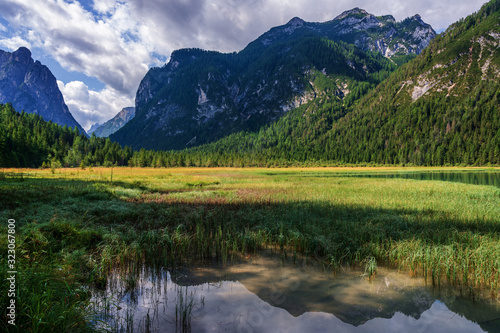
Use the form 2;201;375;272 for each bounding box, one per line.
57;80;134;131
92;0;116;14
0;35;31;51
0;0;490;78
0;0;150;95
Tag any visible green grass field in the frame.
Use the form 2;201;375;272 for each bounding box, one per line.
1;167;499;331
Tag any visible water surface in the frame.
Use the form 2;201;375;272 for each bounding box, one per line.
335;171;500;187
263;170;500;187
93;254;500;332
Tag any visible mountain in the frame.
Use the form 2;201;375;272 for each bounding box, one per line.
0;47;86;135
90;107;135;137
87;122;102;135
250;8;435;64
321;0;500;165
188;0;500;167
111;9;435;150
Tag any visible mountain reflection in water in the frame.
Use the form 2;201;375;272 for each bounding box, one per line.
93;254;500;332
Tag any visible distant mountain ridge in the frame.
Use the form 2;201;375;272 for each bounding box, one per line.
255;8;435;60
111;8;436;150
0;47;85;135
90;107;135;137
87;122;102;135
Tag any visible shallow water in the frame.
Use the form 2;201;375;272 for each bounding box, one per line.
336;171;500;187
93;254;500;332
264;170;500;187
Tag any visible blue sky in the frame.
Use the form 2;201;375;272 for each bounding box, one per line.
0;0;489;130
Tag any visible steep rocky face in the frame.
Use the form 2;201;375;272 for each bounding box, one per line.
111;8;436;150
335;10;435;57
0;47;85;135
405;31;500;102
91;107;135;137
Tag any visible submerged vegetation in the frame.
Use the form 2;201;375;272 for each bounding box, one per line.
0;167;499;331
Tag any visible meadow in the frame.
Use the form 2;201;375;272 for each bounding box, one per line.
0;166;499;332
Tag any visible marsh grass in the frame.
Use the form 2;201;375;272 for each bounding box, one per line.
1;167;499;330
175;286;197;333
0;253;93;332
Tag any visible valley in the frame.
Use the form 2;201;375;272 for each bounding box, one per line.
0;1;499;332
1;167;499;331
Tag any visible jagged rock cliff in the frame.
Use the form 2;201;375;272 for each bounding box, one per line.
0;47;85;134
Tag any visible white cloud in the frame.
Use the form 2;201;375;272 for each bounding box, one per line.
0;0;151;95
57;80;134;131
0;35;31;51
0;0;490;81
92;0;116;14
123;0;489;54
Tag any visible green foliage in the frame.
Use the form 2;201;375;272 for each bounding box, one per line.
0;104;133;168
1;168;499;330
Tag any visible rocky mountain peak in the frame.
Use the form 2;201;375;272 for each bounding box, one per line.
87;122;102;135
412;14;424;23
113;7;437;150
0;47;85;135
283;16;305;34
379;15;396;24
334;7;369;20
91;106;135;137
255;7;435;58
286;17;305;26
12;47;33;65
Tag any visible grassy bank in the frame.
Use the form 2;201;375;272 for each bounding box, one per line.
1;167;499;331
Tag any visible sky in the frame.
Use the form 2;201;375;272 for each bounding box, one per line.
0;0;489;131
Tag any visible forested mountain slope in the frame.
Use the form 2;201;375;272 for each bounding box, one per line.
4;3;498;168
111;8;435;150
0;104;131;168
189;0;500;166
